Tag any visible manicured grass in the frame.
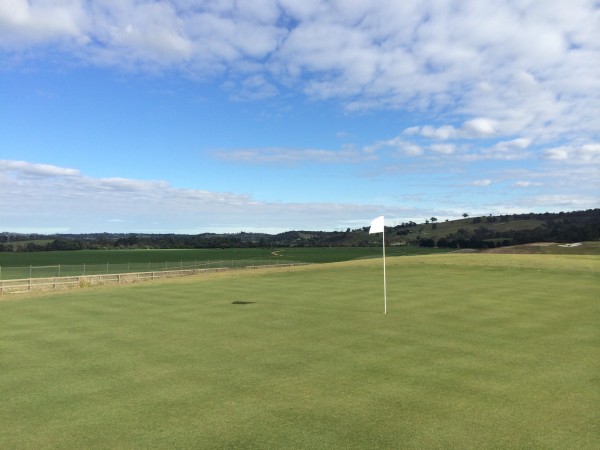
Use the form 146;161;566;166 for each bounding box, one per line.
1;254;598;448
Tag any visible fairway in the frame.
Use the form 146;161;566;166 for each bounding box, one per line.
1;254;598;448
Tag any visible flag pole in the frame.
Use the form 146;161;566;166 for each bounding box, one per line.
369;215;387;314
383;224;387;315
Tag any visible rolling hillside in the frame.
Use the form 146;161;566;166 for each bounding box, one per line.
1;209;599;251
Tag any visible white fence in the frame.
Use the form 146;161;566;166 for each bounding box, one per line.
0;259;300;280
0;263;302;295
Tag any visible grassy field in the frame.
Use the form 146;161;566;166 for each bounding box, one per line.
1;254;598;448
0;247;448;279
0;246;449;267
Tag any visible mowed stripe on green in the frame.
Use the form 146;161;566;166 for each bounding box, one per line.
1;254;598;448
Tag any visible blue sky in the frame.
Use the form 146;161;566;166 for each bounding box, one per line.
1;0;599;234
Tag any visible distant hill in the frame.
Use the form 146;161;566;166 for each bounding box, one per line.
1;208;599;252
409;209;600;249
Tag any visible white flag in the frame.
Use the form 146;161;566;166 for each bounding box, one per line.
369;216;384;234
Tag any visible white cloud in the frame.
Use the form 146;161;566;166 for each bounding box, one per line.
1;159;595;233
0;0;88;48
544;147;570;161
1;0;597;147
226;74;278;100
400;143;424;157
403;126;420;136
496;138;532;151
475;137;533;160
543;144;600;163
463;118;497;137
0;159;399;232
0;160;80;177
213;146;371;165
513;181;542;188
2;1;599;227
404;125;457;140
364;136;424;157
429;144;455;155
531;194;599;209
87;1;195;66
1;0;598;152
214;133;462;167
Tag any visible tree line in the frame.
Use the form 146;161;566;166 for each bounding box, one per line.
1;208;599;252
416;209;600;249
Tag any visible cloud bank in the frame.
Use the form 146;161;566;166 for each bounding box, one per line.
0;160;413;233
1;1;598;231
2;1;599;148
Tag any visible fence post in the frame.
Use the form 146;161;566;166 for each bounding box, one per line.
58;264;61;277
83;263;86;276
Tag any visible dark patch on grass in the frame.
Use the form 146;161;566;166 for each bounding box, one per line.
231;300;255;305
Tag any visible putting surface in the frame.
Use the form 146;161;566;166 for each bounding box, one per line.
1;254;598;448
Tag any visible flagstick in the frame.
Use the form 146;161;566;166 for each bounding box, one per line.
383;225;387;314
368;216;387;314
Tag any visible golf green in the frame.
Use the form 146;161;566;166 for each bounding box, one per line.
1;254;598;448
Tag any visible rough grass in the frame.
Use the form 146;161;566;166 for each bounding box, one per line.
486;241;600;255
1;254;598;449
